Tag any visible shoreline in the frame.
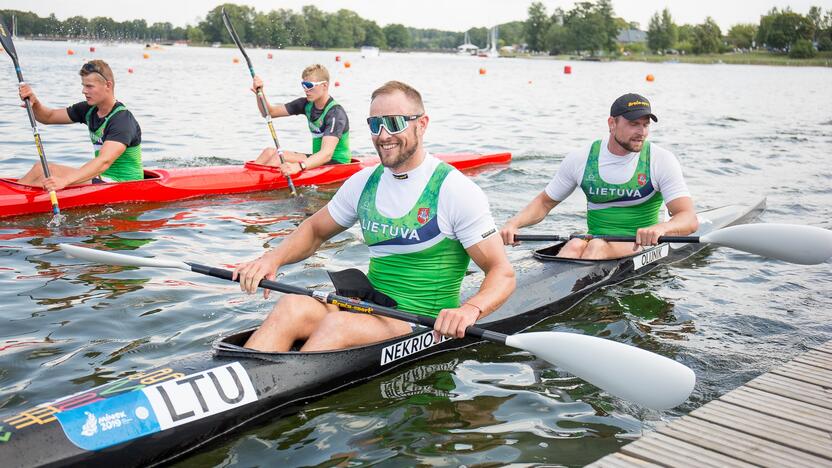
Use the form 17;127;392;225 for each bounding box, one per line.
12;38;831;67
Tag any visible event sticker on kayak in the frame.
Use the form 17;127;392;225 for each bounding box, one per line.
633;244;670;270
380;331;452;366
56;362;257;451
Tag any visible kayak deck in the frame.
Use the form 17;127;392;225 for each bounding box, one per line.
0;198;765;467
0;152;512;218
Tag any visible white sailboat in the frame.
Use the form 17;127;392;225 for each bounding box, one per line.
457;31;478;56
480;25;499;58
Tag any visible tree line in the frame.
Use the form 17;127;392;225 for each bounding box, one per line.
646;6;831;58
0;4;524;50
523;1;832;59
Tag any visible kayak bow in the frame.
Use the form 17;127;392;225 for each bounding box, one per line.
0;152;511;218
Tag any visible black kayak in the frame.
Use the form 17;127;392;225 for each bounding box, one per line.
0;198;766;467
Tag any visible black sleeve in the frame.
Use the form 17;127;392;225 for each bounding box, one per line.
66;101;92;124
321;105;349;139
284;97;308;116
101;111;142;147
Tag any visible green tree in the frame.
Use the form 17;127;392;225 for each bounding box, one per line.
200;4;256;44
727;24;756;49
187;26;205;44
647;8;677;52
525;1;550;52
757;8;814;50
383;24;411;49
562;1;618;55
789;38;816;57
363;20;386;47
302;5;331;48
286;11;309;46
692;17;722;54
545;11;569;55
498;21;525;46
63;16;88;38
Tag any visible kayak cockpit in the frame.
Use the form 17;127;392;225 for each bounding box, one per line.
533;241;668;263
212;327;433;362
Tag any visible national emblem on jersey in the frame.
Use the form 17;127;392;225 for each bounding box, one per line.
417;207;430;225
637;173;647;186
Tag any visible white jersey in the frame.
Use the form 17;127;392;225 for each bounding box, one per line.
327;153;497;252
544;136;690;205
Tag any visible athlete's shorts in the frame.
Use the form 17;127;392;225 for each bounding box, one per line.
90;176;115;184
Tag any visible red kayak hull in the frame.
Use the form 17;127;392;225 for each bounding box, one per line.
0;152;511;218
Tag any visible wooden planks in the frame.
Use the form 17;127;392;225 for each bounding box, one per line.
588;340;832;467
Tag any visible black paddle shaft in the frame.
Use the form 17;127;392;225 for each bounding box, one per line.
186;262;508;344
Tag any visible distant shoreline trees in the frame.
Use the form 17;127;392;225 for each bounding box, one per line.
0;4;525;51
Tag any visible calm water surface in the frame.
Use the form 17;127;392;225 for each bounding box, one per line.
1;41;831;466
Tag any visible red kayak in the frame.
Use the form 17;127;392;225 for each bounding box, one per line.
0;152;511;218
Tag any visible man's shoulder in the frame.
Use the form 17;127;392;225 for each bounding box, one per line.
647;141;679;163
67;101;92;123
108;105;141;128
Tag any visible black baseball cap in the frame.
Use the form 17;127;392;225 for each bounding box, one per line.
610;93;658;122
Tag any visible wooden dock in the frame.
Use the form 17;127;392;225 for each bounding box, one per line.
588;340;832;467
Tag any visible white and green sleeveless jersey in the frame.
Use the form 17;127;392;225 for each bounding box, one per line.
544;137;690;236
327;154;498;317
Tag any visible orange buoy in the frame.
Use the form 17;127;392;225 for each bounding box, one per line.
267;53;273;59
335;55;341;62
646;74;655;82
334;81;341;87
233;57;240;64
127;67;134;74
344;61;351;68
67;49;75;55
564;65;572;74
89;46;96;53
143;53;150;59
479;68;486;75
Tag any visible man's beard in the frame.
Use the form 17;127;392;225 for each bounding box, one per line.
614;133;643;153
375;138;418;171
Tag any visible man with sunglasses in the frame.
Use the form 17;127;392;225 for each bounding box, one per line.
250;64;350;175
233;81;515;352
500;93;698;259
17;60;143;190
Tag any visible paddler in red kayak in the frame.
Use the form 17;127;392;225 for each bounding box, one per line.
251;64;350;176
234;80;515;352
16;60;143;190
500;93;698;259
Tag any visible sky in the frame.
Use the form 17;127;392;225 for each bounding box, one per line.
3;0;830;31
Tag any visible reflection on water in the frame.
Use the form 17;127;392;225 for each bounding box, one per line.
1;41;831;465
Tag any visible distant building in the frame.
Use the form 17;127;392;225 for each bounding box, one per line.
617;29;647;44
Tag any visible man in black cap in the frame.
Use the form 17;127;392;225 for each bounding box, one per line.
499;93;698;259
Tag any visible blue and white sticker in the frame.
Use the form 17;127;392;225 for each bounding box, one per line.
56;390;161;451
57;362;257;451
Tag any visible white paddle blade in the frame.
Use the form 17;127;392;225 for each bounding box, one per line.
59;244;191;270
506;332;695;410
701;223;832;265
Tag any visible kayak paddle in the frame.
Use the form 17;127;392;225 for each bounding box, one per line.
59;243;696;410
515;223;832;265
221;7;297;197
0;14;61;217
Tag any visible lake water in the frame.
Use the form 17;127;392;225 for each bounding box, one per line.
1;41;831;466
